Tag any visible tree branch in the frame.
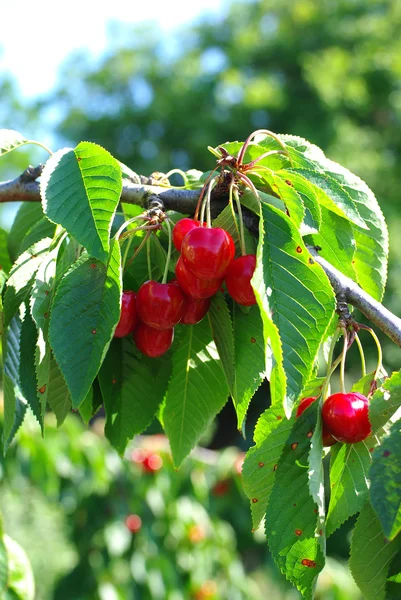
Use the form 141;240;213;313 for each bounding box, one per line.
1;166;401;346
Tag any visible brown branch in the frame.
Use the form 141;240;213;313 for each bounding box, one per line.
1;166;401;346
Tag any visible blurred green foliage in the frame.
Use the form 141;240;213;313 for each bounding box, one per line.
0;414;361;599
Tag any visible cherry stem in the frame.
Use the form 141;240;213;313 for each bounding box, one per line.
162;219;172;284
339;327;348;394
321;328;342;400
354;333;366;378
237;129;289;167
236;172;261;206
122;235;134;271
228;180;242;252
358;324;383;381
114;214;148;241
164;168;189;187
233;186;246;256
200;177;216;227
26;140;53;155
124;230;151;271
243;150;289;170
146;234;153;280
194;166;219;221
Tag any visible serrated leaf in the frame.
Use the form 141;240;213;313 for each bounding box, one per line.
7;203;44;263
41;142;122;263
49;239;122;407
79;381;103;425
369;370;401;433
2;316;27;452
370;422;401;540
212;204;256;256
252;202;335;416
280;134;388;300
242;405;295;529
0;129;28;157
19;306;42;428
326;438;375;536
19;217;56;255
254;170;305;230
277;170;321;234
46;356;72;427
0;228;11;274
219;140;289;171
352;369;387;397
265;400;324;599
350;502;401;600
304;206;356;280
231;303;265;429
30;243;59;332
163;320;229;467
99;338;170;455
207;295;235;391
3;238;51;327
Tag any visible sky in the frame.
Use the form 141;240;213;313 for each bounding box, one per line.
0;0;227;99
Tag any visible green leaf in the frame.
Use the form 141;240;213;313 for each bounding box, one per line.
0;129;28;157
242;405;295;529
326;439;373;536
46;356;72;427
124;232;165;289
7;203;44;263
289;168;367;230
265;400;324;599
255;170;305;230
276;170;321;234
304;207;356;280
30;243;60;332
2;316;27;453
207;295;235;391
308;403;325;544
350;502;401;600
370;422;401;540
41;142;122;263
49;239;122;407
3;238;51;327
99;338;170;455
3;535;35;600
212;204;256;256
163;320;229;467
19;217;56;255
369;370;401;433
280;135;388;300
252;202;335;416
0;228;11;274
79;382;103;425
231;303;265;429
352;369;386;397
19;306;42;429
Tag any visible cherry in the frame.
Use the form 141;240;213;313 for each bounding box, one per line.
225;254;257;306
212;479;231;496
181;227;235;280
143;453;163;472
175;257;223;299
133;323;174;357
125;514;142;533
172;218;201;252
136;281;185;330
322;392;371;444
296;397;337;446
114;291;138;337
181;296;211;325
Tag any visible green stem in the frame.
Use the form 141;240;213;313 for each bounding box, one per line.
26;140;53;155
354;333;366;378
233;187;246;256
162;219;172;284
122;235;134;271
339;328;348;394
359;324;383;379
124;231;151;271
164;169;189;187
146;235;152;280
114;214;148;241
321;328;341;400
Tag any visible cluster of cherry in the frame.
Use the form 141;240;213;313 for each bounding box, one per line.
297;392;371;445
114;219;258;357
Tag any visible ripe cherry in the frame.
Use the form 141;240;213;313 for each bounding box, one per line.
181;227;235;280
136;281;185;330
114;291;138;337
296;397;337;446
125;514;142;533
225;254;257;306
181;296;211;325
172;218;201;252
133;323;174;357
175;257;223;299
143;453;163;472
322;392;371;444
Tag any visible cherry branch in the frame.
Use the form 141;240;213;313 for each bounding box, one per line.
1;166;401;346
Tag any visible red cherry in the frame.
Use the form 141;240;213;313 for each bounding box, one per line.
172;218;201;252
175;257;222;299
143;453;163;472
225;254;257;306
133;323;174;357
322;392;371;444
125;514;142;533
181;296;211;325
181;227;235;280
136;281;185;330
296;397;337;446
114;291;138;337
